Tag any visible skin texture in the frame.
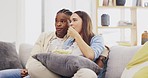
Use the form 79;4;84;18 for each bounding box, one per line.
55;13;70;38
69;13;83;35
21;69;28;77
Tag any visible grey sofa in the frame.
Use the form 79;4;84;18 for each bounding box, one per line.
19;43;142;78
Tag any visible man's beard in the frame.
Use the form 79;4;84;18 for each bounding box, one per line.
56;31;67;38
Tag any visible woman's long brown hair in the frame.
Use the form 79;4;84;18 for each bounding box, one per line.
74;11;94;45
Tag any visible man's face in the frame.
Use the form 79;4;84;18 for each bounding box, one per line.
55;13;69;38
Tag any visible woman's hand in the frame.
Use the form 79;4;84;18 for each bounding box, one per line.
21;69;28;77
67;26;80;39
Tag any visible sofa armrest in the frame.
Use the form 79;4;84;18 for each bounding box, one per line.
105;46;142;78
19;43;33;68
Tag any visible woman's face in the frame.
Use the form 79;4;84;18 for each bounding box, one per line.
55;13;69;38
70;13;82;34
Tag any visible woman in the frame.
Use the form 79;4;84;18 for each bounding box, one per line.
63;11;105;78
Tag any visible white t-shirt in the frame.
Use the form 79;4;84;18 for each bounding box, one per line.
47;37;83;56
70;42;83;56
47;37;64;52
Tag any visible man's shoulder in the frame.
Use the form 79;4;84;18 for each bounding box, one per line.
41;31;55;36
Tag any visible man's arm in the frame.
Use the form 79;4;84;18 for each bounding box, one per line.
26;32;60;78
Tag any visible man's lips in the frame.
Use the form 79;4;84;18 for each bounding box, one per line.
56;28;63;31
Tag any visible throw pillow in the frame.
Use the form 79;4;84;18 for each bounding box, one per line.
121;41;148;78
32;52;101;77
0;41;23;70
133;66;148;78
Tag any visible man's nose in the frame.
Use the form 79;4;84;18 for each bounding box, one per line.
57;22;61;26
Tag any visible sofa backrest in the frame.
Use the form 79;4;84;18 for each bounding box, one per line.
105;46;141;78
19;43;33;68
19;43;142;78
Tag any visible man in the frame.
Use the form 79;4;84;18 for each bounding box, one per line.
25;9;72;78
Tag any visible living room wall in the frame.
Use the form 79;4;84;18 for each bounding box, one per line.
0;0;17;42
0;0;42;50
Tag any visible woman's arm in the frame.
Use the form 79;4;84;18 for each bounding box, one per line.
68;27;105;60
74;34;95;60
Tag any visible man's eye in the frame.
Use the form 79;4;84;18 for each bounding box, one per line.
61;20;66;23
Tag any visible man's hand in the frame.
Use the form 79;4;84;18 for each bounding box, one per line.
96;56;106;68
21;69;28;77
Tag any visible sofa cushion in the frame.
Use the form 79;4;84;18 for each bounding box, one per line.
105;45;141;78
19;43;33;68
0;41;23;70
121;42;148;78
32;52;101;77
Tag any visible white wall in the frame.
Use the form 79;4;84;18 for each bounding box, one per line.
137;8;148;45
0;0;42;50
16;0;42;49
0;0;17;42
24;0;42;45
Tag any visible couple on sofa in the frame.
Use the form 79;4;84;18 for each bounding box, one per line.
0;9;108;78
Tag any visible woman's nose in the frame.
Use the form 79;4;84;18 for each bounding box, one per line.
69;22;72;26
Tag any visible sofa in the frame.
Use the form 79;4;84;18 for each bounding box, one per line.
18;43;142;78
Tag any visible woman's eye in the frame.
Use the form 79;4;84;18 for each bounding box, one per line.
73;19;77;22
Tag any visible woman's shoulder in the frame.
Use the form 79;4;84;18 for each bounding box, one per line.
92;34;103;40
90;34;104;44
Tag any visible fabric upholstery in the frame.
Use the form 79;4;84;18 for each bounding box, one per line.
18;43;143;78
0;41;22;70
126;42;148;69
19;43;33;68
121;61;148;78
72;68;98;78
133;66;148;78
105;46;141;78
121;42;148;78
32;52;101;77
